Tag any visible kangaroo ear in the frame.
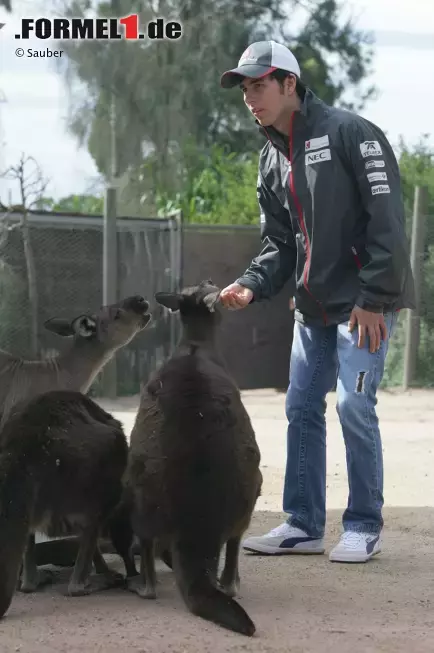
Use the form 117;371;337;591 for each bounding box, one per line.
155;292;182;313
71;315;97;338
203;290;220;312
43;318;75;337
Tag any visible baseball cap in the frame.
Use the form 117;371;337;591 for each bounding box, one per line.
220;40;301;89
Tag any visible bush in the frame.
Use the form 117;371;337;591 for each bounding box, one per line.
156;144;259;225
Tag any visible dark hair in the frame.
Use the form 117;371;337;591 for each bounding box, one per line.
269;69;305;99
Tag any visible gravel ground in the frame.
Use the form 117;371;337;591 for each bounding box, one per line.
2;388;434;652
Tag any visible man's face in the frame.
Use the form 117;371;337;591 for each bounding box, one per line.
240;75;294;127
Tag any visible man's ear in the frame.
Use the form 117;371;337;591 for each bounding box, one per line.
203;290;221;312
71;315;97;338
155;292;182;313
286;73;297;95
43;318;74;337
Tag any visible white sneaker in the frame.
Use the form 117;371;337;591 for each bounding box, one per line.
242;522;325;555
329;531;381;563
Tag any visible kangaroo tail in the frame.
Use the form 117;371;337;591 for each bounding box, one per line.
0;453;33;618
171;540;255;636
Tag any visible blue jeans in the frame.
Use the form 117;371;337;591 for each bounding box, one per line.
283;311;398;538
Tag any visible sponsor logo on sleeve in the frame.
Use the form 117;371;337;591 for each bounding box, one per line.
367;171;388;183
371;184;390;195
360;140;382;158
365;159;385;169
305;148;331;165
305;135;329;151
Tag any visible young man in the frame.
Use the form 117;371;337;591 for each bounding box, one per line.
219;40;415;562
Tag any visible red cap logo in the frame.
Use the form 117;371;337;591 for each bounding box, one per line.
240;46;253;62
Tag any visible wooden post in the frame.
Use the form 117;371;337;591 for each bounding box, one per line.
403;185;428;389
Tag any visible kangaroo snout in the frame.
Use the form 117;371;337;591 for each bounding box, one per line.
131;295;150;312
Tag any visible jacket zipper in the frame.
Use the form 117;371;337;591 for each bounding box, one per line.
287;113;328;325
351;246;362;269
262;119;328;325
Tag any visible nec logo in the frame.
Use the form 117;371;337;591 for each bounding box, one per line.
305;148;331;165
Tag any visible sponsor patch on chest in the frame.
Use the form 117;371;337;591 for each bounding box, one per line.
305;148;331;165
360;140;382;157
305;135;329;151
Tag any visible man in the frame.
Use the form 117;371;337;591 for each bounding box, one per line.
219;40;415;562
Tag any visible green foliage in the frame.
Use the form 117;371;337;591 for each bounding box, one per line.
397;134;434;216
36;194;104;215
156;144;259;224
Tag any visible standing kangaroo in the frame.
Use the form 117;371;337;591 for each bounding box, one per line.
125;280;262;636
0;294;151;593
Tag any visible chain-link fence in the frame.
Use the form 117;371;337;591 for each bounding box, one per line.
0;209;182;396
2;197;433;394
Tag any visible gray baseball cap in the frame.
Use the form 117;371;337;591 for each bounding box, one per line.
220;40;301;89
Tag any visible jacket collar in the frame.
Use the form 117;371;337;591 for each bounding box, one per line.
255;87;330;154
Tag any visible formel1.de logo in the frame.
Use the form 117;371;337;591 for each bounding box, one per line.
12;15;183;40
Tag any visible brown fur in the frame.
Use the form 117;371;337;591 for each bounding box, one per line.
125;280;262;636
0;390;138;619
0;294;151;594
0;294;151;430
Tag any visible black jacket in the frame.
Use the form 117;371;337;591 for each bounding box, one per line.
236;88;415;326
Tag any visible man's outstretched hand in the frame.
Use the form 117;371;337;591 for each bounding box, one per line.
348;306;388;353
219;283;253;310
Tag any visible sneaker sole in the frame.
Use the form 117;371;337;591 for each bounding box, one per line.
242;541;325;555
329;548;381;563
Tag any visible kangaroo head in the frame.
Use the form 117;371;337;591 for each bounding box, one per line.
155;280;221;334
43;295;152;351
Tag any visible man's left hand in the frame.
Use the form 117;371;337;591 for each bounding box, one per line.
348;306;388;353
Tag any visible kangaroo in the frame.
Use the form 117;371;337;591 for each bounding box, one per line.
0;294;151;429
124;280;262;636
0;294;151;593
0;389;141;618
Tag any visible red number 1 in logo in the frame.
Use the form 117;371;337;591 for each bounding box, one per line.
119;14;139;39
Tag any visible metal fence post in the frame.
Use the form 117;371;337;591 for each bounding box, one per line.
102;185;118;398
101;83;119;399
167;209;183;355
403;185;428;389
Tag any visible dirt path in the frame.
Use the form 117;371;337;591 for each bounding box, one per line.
2;389;434;652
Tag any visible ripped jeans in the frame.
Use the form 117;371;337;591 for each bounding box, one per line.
283;311;398;538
